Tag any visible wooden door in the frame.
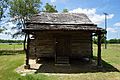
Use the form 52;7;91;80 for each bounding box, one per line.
55;35;71;57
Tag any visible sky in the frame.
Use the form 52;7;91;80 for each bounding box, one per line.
0;0;120;40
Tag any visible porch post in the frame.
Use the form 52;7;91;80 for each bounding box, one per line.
97;32;102;68
90;33;93;63
24;34;30;69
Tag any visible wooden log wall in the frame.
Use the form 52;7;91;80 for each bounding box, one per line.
71;32;92;58
29;32;55;58
28;31;92;59
29;39;36;58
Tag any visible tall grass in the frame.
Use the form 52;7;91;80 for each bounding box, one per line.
0;54;24;80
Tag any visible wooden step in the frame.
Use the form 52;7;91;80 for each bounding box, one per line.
55;63;70;66
56;56;70;64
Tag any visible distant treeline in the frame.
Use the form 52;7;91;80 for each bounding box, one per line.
108;39;120;44
0;39;24;43
93;38;120;44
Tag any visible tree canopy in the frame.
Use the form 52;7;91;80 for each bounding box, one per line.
43;3;58;13
9;0;41;19
1;1;59;38
62;9;68;13
0;0;8;20
0;0;9;33
9;0;41;37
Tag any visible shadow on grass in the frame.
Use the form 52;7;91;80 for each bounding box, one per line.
34;57;119;74
0;50;24;56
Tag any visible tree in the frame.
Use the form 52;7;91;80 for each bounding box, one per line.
9;0;41;54
9;0;41;37
0;0;8;20
43;3;58;13
0;28;2;34
108;39;120;44
62;9;68;13
0;0;9;33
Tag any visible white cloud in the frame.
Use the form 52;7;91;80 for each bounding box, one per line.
114;22;120;27
69;8;96;15
107;27;117;33
50;0;56;3
69;8;114;24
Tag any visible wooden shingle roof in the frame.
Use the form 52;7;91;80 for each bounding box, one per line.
24;13;104;31
26;13;93;24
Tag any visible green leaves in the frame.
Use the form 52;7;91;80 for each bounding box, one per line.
9;0;41;37
0;29;4;33
43;3;58;13
9;0;41;18
0;0;8;20
62;9;68;13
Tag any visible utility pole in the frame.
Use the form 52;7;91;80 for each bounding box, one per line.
103;13;108;49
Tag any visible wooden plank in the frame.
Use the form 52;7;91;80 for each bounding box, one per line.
28;31;93;59
29;32;54;58
24;34;30;69
97;33;102;67
71;43;91;45
71;41;91;43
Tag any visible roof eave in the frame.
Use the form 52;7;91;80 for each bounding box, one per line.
25;22;97;26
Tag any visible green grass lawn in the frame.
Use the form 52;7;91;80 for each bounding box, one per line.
0;43;23;50
0;44;120;80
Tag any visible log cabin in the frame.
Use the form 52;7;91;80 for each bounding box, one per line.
22;13;105;69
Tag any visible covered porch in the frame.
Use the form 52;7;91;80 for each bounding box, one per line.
23;29;105;69
22;13;105;69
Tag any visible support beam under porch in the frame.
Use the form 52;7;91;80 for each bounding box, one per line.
97;32;102;68
24;34;30;69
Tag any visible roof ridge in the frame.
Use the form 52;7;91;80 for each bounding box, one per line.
34;13;86;16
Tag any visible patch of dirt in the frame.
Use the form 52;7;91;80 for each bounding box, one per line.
16;59;41;75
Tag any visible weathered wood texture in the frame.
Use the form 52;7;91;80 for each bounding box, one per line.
97;33;102;67
29;32;54;58
71;32;92;58
28;31;92;59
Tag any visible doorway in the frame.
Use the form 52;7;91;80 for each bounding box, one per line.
55;35;71;64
